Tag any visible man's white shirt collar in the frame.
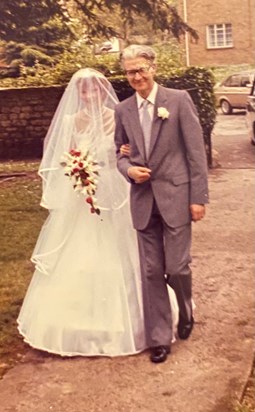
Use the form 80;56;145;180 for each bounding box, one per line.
136;82;158;108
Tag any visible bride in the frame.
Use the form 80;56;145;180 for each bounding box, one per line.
17;68;179;357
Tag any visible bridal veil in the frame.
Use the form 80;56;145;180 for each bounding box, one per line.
17;69;147;356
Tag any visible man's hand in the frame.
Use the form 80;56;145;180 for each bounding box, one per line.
120;144;130;156
127;166;151;184
190;204;206;222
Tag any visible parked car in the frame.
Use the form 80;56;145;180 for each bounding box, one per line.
214;71;255;115
94;38;120;55
246;77;255;145
99;41;113;53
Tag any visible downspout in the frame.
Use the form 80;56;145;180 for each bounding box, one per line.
183;0;190;66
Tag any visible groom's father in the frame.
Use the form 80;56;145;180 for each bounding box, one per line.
114;45;208;363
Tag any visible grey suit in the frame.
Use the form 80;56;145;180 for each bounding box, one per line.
114;84;208;347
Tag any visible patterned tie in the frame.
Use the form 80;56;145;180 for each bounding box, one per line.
141;100;152;159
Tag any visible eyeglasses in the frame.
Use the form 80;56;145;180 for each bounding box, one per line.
124;66;152;78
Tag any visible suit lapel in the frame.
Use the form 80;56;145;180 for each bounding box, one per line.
127;95;146;159
148;86;168;159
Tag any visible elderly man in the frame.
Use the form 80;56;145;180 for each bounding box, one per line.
114;44;208;363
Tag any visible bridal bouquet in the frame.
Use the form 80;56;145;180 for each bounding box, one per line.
60;149;101;215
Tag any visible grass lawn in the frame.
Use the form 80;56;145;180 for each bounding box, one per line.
0;160;47;377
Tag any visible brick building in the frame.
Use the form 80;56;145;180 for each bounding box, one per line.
177;0;255;66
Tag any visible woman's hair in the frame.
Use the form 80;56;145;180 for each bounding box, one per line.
120;45;156;66
73;70;115;110
75;70;107;91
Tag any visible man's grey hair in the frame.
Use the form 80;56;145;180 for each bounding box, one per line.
120;44;156;66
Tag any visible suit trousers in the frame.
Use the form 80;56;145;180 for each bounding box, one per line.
137;200;192;347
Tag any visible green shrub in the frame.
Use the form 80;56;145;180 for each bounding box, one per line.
20;48;54;66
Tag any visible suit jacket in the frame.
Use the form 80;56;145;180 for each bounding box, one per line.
114;84;209;230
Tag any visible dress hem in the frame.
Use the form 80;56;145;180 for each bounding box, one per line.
17;321;147;358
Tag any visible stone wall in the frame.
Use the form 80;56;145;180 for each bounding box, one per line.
0;86;65;159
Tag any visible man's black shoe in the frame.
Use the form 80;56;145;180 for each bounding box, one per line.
150;345;170;363
178;316;194;340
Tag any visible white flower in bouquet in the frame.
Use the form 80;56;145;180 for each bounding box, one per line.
60;149;101;215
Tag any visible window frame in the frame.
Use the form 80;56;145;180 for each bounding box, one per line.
206;23;233;49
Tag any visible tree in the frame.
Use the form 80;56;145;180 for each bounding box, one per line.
71;0;198;42
0;0;197;79
0;0;73;69
0;0;71;43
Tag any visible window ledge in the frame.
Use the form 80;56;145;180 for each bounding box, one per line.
207;46;233;50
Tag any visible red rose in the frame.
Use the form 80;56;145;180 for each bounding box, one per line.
80;170;88;179
73;167;79;173
86;197;93;204
78;162;84;167
70;149;81;157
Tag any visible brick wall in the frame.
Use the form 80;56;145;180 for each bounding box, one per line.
0;86;65;159
178;0;255;66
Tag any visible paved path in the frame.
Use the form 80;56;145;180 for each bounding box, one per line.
0;115;254;412
212;112;254;169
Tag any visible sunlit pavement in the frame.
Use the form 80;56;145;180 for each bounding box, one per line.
213;110;248;136
212;111;255;169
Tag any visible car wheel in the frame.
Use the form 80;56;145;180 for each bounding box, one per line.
251;123;255;145
220;100;233;115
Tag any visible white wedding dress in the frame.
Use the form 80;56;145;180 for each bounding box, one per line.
17;71;179;357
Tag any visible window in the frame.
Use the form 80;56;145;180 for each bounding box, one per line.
222;73;253;88
223;75;241;87
240;75;252;87
207;24;233;48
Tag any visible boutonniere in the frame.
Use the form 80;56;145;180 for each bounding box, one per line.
157;107;170;120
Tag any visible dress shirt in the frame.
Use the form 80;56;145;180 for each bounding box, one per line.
136;82;158;122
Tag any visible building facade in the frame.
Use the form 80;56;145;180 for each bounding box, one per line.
177;0;255;66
